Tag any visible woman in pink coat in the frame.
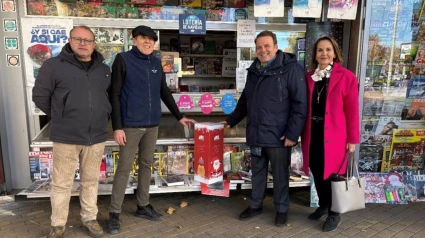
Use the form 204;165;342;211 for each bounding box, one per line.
301;36;360;232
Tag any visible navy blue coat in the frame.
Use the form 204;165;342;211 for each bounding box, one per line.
226;50;307;147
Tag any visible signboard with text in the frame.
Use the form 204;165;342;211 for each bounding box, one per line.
179;14;206;35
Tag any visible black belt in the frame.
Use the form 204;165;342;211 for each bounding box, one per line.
312;116;324;121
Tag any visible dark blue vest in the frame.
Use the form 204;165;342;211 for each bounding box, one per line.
120;46;162;127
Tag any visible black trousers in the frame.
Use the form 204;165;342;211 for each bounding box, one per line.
250;147;291;213
309;120;337;215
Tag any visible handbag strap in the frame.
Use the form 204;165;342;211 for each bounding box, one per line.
336;153;349;175
345;152;362;189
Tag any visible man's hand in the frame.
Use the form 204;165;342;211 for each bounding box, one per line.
219;121;230;128
346;143;356;153
280;136;296;147
179;117;197;128
114;130;126;146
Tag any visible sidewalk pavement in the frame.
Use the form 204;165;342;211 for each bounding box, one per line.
1;187;425;238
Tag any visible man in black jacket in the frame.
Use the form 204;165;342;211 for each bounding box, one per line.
220;31;307;226
107;25;195;235
33;26;111;238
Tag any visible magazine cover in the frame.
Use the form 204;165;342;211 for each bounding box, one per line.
161;52;176;73
181;0;202;7
405;98;425;120
363;97;385;117
405;174;425;202
390;129;425;171
96;45;124;68
231;152;245;173
361;116;379;134
380;99;405;117
372;117;401;135
169;151;187;175
361;172;388;203
201;181;230;197
112;151;119;173
132;155;139;176
93;28;124;44
152;153;160;175
360;134;392;147
186;150;195;175
159;153;170;176
381;147;391;172
29;152;41;180
223;151;232;174
138;7;162;20
105;153;114;177
165;73;179;90
291;145;303;171
162;175;185;186
359;145;384;172
168;145;194;152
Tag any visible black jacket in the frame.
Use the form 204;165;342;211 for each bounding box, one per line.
33;43;112;145
226;50;307;147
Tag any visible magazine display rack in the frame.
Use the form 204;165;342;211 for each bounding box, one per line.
18;0;309;197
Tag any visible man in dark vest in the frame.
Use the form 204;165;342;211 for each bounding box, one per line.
107;25;195;235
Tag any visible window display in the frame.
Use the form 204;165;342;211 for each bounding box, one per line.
361;0;425;203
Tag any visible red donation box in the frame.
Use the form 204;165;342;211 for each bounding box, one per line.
194;122;224;184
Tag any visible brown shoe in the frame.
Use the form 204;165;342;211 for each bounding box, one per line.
47;226;65;238
83;220;104;237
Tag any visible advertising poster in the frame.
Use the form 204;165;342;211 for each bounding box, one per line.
292;0;322;18
254;0;284;17
21;18;73;87
327;0;359;20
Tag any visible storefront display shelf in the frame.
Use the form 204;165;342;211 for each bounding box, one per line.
19;187;135;198
24;17;305;32
241;180;311;189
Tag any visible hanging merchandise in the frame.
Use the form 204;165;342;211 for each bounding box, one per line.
254;0;284;17
220;94;237;114
292;0;322;18
327;0;359;20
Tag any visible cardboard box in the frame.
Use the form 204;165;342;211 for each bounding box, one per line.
194;123;224;184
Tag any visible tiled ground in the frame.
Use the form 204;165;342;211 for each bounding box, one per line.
1;187;425;238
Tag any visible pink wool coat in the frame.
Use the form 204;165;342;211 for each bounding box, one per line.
301;63;360;179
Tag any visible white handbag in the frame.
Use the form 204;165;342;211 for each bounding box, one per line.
331;153;365;213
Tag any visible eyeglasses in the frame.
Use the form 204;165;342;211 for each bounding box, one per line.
71;37;95;45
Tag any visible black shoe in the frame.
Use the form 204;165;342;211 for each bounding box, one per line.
308;207;328;220
107;212;120;235
323;214;341;232
135;204;164;221
275;212;288;227
239;207;263;221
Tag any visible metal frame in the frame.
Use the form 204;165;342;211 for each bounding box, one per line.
0;0;32;190
358;0;372;148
